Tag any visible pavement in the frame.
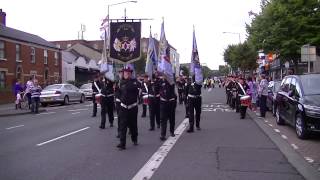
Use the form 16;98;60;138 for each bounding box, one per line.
0;103;46;117
0;88;319;180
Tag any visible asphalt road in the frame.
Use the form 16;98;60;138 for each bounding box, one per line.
0;88;306;180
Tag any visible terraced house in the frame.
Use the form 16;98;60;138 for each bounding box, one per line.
0;9;61;104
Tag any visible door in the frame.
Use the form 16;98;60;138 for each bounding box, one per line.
279;77;292;121
64;85;75;101
287;78;299;126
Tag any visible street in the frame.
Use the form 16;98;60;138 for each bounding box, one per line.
0;88;317;180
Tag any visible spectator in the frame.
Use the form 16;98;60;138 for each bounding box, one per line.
25;77;34;109
247;76;257;111
30;79;42;113
258;74;268;118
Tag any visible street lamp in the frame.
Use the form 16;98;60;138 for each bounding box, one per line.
223;31;241;44
108;0;138;20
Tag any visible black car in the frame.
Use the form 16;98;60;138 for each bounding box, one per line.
275;74;320;139
266;81;281;116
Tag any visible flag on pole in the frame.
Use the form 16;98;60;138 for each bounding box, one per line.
158;19;174;84
190;27;203;84
145;26;157;78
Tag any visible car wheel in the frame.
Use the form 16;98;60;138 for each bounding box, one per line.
63;96;69;105
295;114;308;139
276;107;285;125
80;95;85;103
41;103;48;107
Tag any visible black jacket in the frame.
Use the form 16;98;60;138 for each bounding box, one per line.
92;80;102;93
119;79;139;105
159;79;176;101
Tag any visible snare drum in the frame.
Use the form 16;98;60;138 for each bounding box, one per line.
240;95;251;107
143;95;149;105
95;93;102;104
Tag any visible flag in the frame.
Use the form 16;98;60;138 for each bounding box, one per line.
145;27;157;78
190;27;203;85
158;19;174;84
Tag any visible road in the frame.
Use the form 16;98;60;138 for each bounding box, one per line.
0;88;313;180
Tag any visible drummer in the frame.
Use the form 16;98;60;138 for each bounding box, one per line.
141;74;149;118
237;77;250;119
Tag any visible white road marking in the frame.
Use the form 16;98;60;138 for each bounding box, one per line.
37;112;56;115
281;135;288;139
268;124;273;127
291;144;299;150
264;120;268;123
85;104;93;107
6;125;24;130
132;118;189;180
68;109;88;112
37;127;90;146
274;129;280;133
114;116;118;119
71;112;81;115
305;157;314;163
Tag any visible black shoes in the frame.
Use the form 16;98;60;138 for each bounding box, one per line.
157;125;160;129
171;133;175;137
160;137;167;141
110;124;114;127
117;144;126;150
186;129;194;133
196;127;201;130
91;115;96;117
99;126;105;129
133;141;138;146
149;128;155;131
141;115;146;118
116;134;120;138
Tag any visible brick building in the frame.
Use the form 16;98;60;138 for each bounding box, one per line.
0;9;61;104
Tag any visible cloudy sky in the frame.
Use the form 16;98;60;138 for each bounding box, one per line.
2;0;261;70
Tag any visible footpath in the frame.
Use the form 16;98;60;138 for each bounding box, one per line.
0;103;46;117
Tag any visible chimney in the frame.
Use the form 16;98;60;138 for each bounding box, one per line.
0;9;6;26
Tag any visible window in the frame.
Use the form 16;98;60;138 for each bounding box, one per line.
44;50;48;64
0;41;5;59
31;47;35;63
44;69;49;81
281;77;291;92
16;67;22;80
30;71;37;79
54;52;58;66
16;44;21;61
67;44;71;48
0;71;5;88
56;44;61;48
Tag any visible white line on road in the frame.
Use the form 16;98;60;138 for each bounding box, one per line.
274;129;280;133
281;134;288;140
36;112;56;115
291;144;299;150
305;157;314;163
68;109;88;112
268;124;273;127
37;127;90;146
132;118;189;180
264;120;268;123
6;125;24;130
71;112;81;115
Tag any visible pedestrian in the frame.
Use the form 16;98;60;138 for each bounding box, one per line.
141;74;149;118
92;75;102;117
15;89;23;109
148;73;161;131
117;66;139;150
30;79;41;114
99;77;115;129
186;75;202;132
247;76;257;111
25;77;34;109
258;74;269;118
237;77;249;119
159;74;177;141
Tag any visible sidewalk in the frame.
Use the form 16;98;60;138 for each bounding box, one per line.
0;103;46;117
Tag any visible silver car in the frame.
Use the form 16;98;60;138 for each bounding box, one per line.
40;84;85;107
80;83;93;99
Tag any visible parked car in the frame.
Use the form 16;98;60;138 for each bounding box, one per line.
275;74;320;139
40;84;85;107
266;81;281;116
80;83;93;100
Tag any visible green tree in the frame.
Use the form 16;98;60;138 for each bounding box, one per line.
180;66;189;76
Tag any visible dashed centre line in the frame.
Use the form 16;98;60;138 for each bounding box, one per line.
274;129;280;133
68;109;88;112
291;144;299;150
281;134;288;140
71;112;81;115
6;125;24;130
37;112;56;115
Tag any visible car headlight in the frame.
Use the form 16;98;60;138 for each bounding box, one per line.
304;105;320;117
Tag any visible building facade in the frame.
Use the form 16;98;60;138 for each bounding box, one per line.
0;10;61;104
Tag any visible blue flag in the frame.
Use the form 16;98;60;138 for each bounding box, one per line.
145;27;157;78
190;27;203;85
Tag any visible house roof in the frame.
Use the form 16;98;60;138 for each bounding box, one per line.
0;24;58;49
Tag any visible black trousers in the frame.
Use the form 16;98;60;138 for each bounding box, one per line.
92;93;97;116
101;96;114;127
160;101;176;137
115;101;121;135
31;97;40;113
142;104;147;116
149;97;160;129
178;89;183;104
235;96;240;113
260;95;267;117
226;91;231;105
119;106;138;146
188;97;202;130
240;105;247;118
185;97;189;117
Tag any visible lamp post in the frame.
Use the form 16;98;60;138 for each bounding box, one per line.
223;31;241;44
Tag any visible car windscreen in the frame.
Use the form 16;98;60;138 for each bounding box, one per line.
43;85;62;90
301;75;320;95
80;84;91;89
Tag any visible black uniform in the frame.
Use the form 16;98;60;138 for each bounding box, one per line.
225;80;232;105
118;78;139;149
186;82;202;132
100;79;114;128
184;79;190;118
237;82;249;119
141;81;148;117
148;77;161;130
159;79;177;140
114;79;121;136
177;79;185;104
92;80;102;117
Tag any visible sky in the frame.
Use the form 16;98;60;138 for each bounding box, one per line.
2;0;261;70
